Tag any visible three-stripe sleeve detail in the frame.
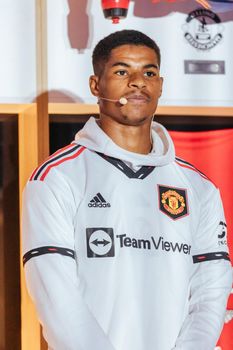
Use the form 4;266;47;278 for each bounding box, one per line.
175;157;216;186
30;144;85;181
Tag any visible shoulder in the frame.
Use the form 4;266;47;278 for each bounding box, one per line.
29;143;86;182
174;156;218;196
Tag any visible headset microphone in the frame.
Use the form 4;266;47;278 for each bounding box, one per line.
98;96;128;105
118;97;128;105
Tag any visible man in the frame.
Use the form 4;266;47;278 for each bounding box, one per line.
23;30;232;350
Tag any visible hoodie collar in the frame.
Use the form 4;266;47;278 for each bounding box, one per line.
75;117;175;167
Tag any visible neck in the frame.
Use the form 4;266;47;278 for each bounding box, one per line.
98;115;153;155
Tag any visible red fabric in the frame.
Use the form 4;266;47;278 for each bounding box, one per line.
169;129;233;349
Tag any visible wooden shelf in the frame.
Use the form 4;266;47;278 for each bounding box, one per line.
48;103;233;117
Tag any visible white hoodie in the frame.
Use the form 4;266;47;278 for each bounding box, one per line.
23;117;232;350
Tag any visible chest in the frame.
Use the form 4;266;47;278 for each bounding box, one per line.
74;153;200;260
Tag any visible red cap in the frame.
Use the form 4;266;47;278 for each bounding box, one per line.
102;0;129;10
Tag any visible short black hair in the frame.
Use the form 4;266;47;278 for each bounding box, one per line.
92;29;161;75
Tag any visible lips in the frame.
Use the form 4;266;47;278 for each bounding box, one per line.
125;93;150;104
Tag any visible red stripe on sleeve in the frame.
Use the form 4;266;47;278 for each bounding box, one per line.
29;143;76;181
39;146;86;181
29;166;39;181
175;160;216;186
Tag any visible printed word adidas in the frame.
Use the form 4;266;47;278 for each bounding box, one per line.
88;193;111;208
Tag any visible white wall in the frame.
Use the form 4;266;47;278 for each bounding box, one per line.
0;0;36;103
1;0;232;106
47;0;233;106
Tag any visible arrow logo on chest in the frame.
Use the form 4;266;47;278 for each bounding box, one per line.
91;239;110;247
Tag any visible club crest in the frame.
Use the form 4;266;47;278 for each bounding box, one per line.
158;185;189;220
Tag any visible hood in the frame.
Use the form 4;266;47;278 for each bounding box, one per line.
74;117;175;167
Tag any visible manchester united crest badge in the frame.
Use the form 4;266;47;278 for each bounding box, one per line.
158;185;189;220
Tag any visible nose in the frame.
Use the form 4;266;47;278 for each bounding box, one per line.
128;72;146;89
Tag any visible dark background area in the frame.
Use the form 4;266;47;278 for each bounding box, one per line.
50;114;233;154
0;115;20;350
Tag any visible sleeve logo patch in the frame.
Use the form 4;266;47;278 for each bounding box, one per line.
218;221;227;246
158;185;189;220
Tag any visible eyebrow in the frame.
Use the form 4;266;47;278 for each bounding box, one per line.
111;62;159;69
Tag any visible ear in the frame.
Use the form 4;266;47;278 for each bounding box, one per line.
159;77;163;98
89;75;100;97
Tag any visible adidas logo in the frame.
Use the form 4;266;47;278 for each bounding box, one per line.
88;193;111;208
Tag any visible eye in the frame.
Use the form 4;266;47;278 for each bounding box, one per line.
115;70;128;76
144;71;157;77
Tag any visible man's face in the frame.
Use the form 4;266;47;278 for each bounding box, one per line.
90;44;163;126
